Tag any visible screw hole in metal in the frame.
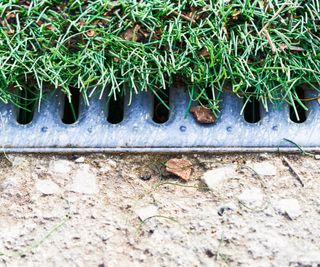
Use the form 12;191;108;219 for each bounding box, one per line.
62;87;80;124
290;87;307;123
180;125;187;132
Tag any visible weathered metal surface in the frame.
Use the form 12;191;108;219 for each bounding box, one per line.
0;87;319;153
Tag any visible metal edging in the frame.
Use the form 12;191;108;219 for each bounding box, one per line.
0;86;319;152
1;147;319;154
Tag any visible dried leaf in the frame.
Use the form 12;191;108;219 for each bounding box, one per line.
6;13;16;20
279;44;304;52
36;20;44;26
200;48;210;57
190;106;216;124
77;20;86;27
122;25;141;41
165;159;192;181
45;25;56;31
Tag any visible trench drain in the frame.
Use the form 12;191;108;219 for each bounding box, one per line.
1;86;320;152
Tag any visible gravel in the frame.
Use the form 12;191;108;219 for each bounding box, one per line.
67;164;98;194
0;153;319;267
135;205;159;221
238;187;265;209
35;179;61;195
201;165;237;190
273;198;302;220
250;162;278;176
49;159;73;174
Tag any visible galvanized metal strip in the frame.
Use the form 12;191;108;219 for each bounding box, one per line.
0;86;319;152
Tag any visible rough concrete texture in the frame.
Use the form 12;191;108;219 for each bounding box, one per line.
0;153;320;267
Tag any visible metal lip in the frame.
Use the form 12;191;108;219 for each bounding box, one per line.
1;146;319;154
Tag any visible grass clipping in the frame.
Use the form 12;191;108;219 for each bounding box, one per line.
0;0;319;115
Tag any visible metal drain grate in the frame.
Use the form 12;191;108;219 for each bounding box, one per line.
0;86;319;153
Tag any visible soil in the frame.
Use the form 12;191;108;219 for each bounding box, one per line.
0;153;319;267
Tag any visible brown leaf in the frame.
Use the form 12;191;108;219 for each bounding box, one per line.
77;19;86;27
4;29;15;34
122;28;134;41
165;159;192;181
171;10;197;24
200;48;210;57
122;25;141;41
6;13;16;20
190;106;216;124
222;22;229;38
279;43;304;52
231;10;241;20
36;20;44;26
45;25;56;31
138;28;150;39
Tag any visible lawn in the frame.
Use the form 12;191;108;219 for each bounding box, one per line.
0;0;319;120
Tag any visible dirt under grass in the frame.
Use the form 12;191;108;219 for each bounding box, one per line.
0;153;320;266
0;0;319;119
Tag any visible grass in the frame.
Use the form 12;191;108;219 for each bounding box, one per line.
0;0;319;118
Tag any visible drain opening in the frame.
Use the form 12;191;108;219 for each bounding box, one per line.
290;87;307;123
62;87;80;124
107;92;124;124
193;87;218;114
17;87;37;125
243;89;261;123
153;91;170;123
201;87;214;106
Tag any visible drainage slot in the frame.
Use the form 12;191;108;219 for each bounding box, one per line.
107;93;124;124
243;89;261;123
200;87;214;106
62;87;80;124
153;91;170;123
290;87;307;123
17;87;37;125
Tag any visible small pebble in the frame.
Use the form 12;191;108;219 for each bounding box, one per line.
35;180;61;195
273;198;302;220
135;205;158;221
140;175;152;181
238;187;265;209
50;160;73;174
67;164;98;194
106;159;117;168
75;157;85;163
217;202;237;216
2;176;19;189
201;165;236;190
250;162;277;176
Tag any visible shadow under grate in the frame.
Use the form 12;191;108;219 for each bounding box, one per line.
0;86;319;153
